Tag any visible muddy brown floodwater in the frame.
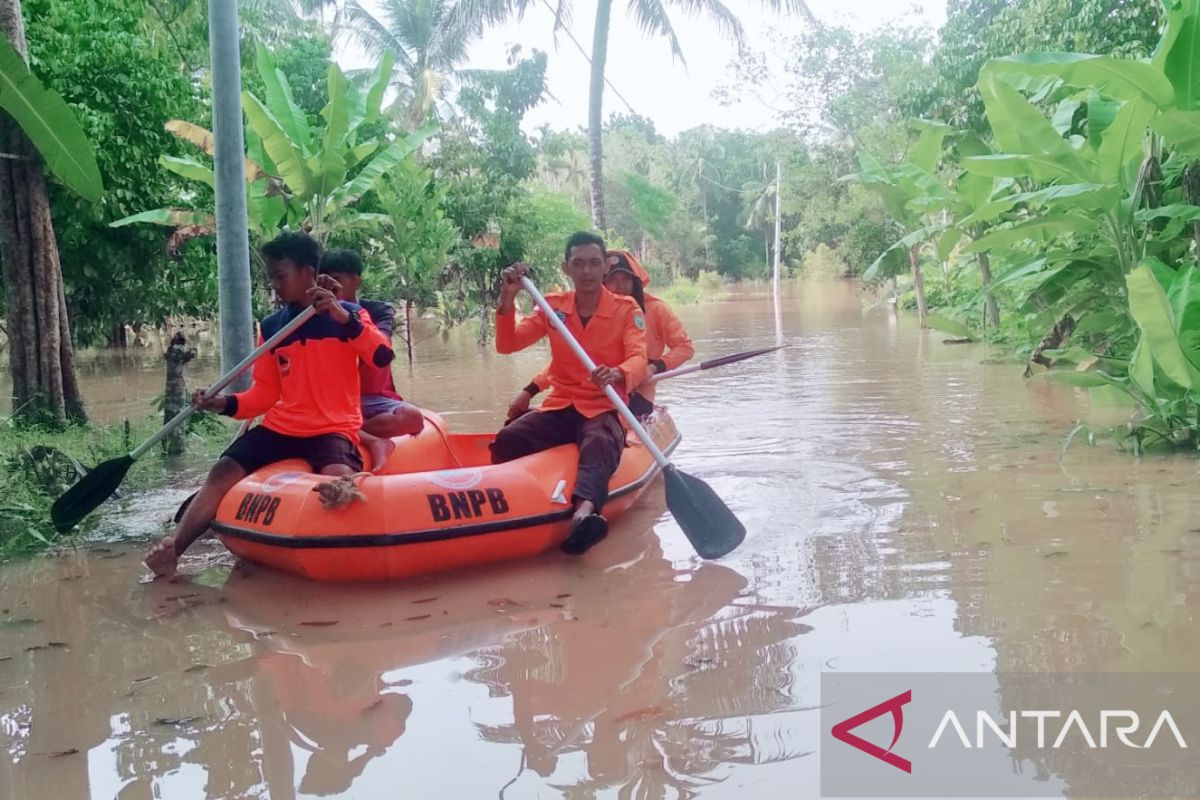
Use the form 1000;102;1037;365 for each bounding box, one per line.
3;281;1200;799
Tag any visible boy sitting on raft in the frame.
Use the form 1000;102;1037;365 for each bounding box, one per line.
491;232;648;556
144;232;393;578
318;249;425;471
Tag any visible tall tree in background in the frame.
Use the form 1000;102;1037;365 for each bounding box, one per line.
342;0;489;126
0;0;101;424
467;0;814;229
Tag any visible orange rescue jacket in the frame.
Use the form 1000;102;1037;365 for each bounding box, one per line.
228;303;392;443
496;288;647;418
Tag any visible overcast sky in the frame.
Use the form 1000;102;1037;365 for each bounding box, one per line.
340;0;947;137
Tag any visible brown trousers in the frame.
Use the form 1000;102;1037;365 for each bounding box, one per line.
491;407;625;511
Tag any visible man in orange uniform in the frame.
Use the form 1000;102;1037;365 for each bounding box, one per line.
508;250;693;421
144;232;393;578
493;232;647;555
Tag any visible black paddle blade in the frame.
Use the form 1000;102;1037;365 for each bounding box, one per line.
663;465;745;559
699;344;786;371
49;455;134;533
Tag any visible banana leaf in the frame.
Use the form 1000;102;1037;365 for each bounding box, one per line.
0;36;102;201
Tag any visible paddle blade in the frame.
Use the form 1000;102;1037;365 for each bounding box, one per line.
663;465;745;559
698;344;785;371
49;456;134;533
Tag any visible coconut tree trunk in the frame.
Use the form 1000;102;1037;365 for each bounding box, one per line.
977;251;1000;328
0;0;86;425
909;244;927;328
586;0;614;229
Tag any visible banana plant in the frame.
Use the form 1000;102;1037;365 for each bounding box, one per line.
113;45;435;246
1040;258;1200;451
0;35;102;201
855;120;958;327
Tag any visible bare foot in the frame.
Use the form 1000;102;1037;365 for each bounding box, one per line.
365;436;396;473
144;536;178;578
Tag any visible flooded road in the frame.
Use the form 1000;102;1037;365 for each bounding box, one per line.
3;281;1200;798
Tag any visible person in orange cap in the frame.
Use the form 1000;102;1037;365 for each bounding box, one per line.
492;231;648;555
507;249;693;422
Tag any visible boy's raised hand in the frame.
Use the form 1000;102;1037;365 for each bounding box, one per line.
308;285;351;324
316;274;343;296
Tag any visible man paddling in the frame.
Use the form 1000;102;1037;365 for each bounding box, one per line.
491;232;648;555
509;249;693;421
144;232;393;578
318;249;425;471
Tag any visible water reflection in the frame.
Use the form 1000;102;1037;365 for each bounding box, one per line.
465;532;811;798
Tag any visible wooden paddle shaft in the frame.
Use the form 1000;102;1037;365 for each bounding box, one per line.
130;305;317;460
518;277;672;470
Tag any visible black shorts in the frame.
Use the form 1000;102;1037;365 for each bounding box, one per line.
221;426;363;475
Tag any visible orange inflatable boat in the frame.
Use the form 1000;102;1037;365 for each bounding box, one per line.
211;410;680;582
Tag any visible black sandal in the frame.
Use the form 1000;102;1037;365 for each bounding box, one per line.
561;513;608;555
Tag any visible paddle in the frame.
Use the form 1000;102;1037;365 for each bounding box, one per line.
519;275;745;559
644;344;786;386
50;306;318;533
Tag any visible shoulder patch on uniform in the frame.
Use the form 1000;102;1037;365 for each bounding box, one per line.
555;310;568;322
633;314;646;330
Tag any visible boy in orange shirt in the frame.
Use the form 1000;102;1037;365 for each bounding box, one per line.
318;249;425;470
144;232;393;578
492;232;648;555
508;249;693;421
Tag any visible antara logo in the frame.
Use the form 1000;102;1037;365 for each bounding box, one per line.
831;690;913;773
831;689;1189;774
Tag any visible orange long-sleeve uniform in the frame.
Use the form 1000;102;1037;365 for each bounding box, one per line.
496;288;648;418
224;302;393;443
528;291;691;403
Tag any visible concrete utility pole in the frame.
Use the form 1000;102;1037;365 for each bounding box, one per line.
208;0;255;388
773;161;782;299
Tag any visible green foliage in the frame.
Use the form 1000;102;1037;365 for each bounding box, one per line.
799;243;849;279
0;413;230;559
22;0;209;345
433;50;550;340
906;0;1161;131
0;34;101;201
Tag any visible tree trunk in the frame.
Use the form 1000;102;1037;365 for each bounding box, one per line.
977;251;1000;328
909;244;927;328
1024;314;1076;377
0;0;86;425
163;332;195;455
586;0;613;230
404;298;414;366
477;275;491;346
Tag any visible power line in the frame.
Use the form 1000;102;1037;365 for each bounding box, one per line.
536;0;637;114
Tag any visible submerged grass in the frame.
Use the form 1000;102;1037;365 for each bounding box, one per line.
0;412;232;560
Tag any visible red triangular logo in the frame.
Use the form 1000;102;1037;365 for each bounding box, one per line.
831;689;912;773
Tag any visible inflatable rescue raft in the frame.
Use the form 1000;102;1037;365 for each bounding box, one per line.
211;410;680;581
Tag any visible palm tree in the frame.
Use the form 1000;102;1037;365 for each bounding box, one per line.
341;0;486;127
464;0;815;229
